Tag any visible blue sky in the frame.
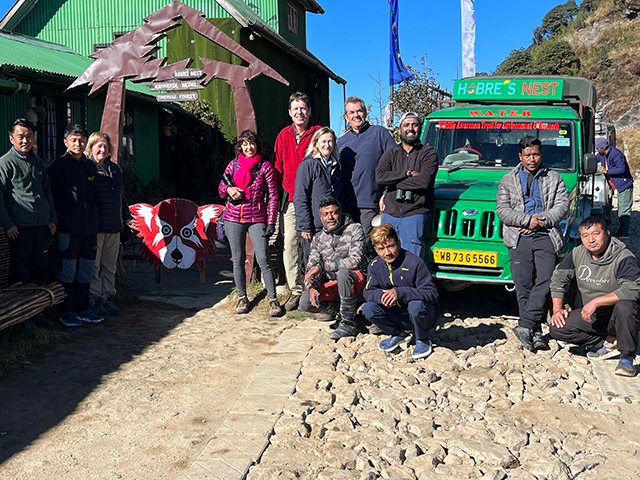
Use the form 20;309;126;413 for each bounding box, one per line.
0;0;567;129
307;0;568;129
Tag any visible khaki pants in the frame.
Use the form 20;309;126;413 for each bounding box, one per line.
90;232;120;300
281;201;303;295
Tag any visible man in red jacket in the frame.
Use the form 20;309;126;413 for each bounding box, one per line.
274;92;322;311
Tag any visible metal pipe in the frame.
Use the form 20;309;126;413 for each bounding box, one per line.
0;78;30;95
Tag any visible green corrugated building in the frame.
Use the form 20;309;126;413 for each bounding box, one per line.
1;0;345;150
0;29;160;182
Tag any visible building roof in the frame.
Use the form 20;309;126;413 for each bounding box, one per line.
0;0;345;85
0;30;153;96
216;0;345;84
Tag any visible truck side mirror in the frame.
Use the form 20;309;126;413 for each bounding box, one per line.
582;153;597;174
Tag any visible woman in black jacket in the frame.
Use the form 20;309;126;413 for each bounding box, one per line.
85;132;126;317
294;127;345;269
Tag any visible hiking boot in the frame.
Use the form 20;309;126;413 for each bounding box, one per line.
512;326;534;351
615;359;637;377
30;313;54;329
91;299;110;318
587;345;619;361
269;299;284;317
284;293;301;311
317;303;339;322
59;312;82;327
236;296;249;314
379;334;411;352
78;310;104;323
413;340;434;360
104;297;120;316
329;321;361;340
532;330;548;350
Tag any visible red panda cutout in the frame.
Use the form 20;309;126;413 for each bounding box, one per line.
129;199;224;270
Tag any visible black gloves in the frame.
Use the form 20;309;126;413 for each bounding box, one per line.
263;224;276;238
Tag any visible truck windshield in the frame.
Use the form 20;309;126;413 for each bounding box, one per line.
423;120;575;172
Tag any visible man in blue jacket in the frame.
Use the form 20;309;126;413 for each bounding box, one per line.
337;97;397;254
596;138;633;238
362;223;439;359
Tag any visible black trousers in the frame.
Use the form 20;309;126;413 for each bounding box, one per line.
7;225;51;286
509;234;556;330
549;300;640;360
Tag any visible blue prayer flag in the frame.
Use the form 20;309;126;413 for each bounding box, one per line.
389;0;414;86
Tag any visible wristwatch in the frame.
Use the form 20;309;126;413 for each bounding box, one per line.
405;170;412;177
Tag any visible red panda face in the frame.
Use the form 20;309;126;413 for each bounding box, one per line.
129;199;224;269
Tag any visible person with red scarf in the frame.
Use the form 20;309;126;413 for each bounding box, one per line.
218;130;283;317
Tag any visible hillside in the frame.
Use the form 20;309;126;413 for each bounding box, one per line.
496;0;640;170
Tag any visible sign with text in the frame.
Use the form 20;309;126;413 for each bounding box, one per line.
157;92;199;102
453;78;564;101
151;80;204;91
173;68;204;79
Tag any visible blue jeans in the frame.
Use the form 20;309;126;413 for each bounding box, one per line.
225;221;277;300
380;212;430;258
362;300;438;342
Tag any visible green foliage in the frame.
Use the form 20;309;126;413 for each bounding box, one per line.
122;163;175;205
495;48;535;75
537;0;579;40
533;39;581;75
579;0;602;14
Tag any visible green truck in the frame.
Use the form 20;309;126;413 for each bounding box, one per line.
422;76;608;289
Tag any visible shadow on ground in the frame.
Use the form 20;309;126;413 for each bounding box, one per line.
0;253;234;465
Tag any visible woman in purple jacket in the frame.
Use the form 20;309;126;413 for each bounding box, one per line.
218;130;283;317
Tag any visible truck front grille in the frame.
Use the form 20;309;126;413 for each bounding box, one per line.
432;208;501;240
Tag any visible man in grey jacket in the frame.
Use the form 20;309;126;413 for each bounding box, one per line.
549;216;640;377
496;136;569;351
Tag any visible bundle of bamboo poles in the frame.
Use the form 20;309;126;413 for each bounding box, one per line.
0;282;66;332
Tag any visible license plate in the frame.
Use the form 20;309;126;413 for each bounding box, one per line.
432;248;498;267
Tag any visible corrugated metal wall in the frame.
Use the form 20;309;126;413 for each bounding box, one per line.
14;0;280;57
131;100;160;183
0;93;32;153
166;17;330;148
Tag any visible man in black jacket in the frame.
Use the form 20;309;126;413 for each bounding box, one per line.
362;223;439;359
376;112;438;258
48;124;103;327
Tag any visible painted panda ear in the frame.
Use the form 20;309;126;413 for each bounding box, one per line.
198;204;225;231
129;203;157;236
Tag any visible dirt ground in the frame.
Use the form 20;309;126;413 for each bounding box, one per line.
1;193;639;479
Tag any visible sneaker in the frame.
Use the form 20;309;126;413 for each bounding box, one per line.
236;296;249;314
77;310;104;323
269;299;284;317
30;313;54;329
532;330;548;350
59;312;82;327
104;297;120;316
284;293;301;311
329;321;361;340
379;334;411;352
412;340;434;360
615;359;637;377
512;326;534;351
91;300;110;318
587;345;620;361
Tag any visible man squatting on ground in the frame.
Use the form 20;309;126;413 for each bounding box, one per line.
496;135;569;352
337;96;397;257
298;196;367;340
549;216;640;377
0;119;57;328
362;223;439;360
376;112;439;258
274;92;321;311
595;137;634;238
48;124;104;327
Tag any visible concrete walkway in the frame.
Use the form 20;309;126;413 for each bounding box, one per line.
181;320;321;480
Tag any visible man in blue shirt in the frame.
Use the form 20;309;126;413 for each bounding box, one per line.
596;137;633;238
337;97;397;255
496;136;569;351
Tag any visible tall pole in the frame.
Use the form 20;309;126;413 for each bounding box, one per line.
389;84;394;130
